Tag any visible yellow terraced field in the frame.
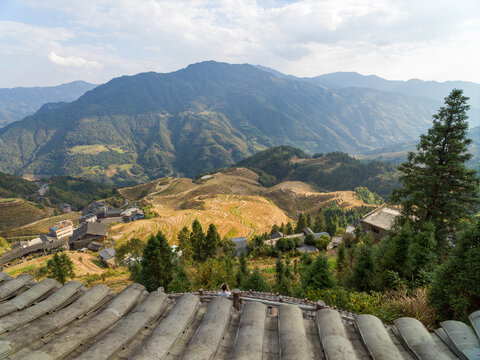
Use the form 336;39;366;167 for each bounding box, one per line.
113;168;372;244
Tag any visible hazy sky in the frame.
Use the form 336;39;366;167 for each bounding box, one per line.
1;0;479;87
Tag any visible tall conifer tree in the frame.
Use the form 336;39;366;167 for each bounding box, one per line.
138;231;174;291
392;89;479;247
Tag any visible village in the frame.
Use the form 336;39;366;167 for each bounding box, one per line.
1;203;400;271
0;201;145;268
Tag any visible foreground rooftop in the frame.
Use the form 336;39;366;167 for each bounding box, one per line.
0;272;478;359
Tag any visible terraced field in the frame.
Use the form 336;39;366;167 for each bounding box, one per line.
113;168;372;243
1;212;81;238
0;198;53;232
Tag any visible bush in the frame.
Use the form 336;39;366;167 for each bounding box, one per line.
315;235;330;251
304;234;315;245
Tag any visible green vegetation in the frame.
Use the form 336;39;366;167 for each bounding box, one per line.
0;62;438;185
392;89;479;244
136;232;175;292
0;171;38;198
236;146;398;197
354;186;383;205
46;252;75;284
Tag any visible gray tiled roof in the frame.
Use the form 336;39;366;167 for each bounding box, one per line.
0;271;476;359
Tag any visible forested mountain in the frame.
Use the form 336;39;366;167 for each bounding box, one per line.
258;66;480;126
0;61;440;185
235;146;398;197
0;81;97;127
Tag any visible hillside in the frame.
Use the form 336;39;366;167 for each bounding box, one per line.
0;81;97;127
113;167;373;243
235;146;398;197
0;198;54;231
0;172;118;210
0;61;439;185
258;66;480;126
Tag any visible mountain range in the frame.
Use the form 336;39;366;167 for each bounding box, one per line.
257;65;480;116
2;61;463;185
0;81;97;128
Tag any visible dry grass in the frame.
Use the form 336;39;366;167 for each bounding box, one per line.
0;198;53;231
3;212;81;238
385;288;438;329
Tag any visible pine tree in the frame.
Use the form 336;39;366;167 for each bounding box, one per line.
326;217;337;236
313;208;326;232
243;268;269;292
295;213;308;233
270;224;280;235
205;223;221;258
46;252;75;284
306;214;312;228
391;89;479;247
285;222;294;235
429;219;480;322
238;251;248;275
191;219;206;261
409;222;437;284
138;231;174;292
378;222;412;286
177;226;193;260
301;253;335;290
168;263;191;292
348;243;377;292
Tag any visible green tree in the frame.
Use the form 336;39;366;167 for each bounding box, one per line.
409;222;437;285
46;252;75;284
348;243;377;292
285;222;294;235
301;253;335;290
326;217;337;236
391;89;479;248
205;223;221;258
378;222;413;287
429;219;480;322
315;235;330;251
168;263;191;293
270;224;280;235
177;226;193;260
115;237;145;263
243;268;269;291
306;214;312;228
138;231;174;292
313;209;326;232
295;213;308;233
191;219;206;261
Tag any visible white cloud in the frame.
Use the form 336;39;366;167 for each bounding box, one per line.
1;0;480;85
48;51;103;69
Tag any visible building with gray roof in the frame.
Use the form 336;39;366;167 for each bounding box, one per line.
230;237;248;256
360;204;401;241
69;222;108;250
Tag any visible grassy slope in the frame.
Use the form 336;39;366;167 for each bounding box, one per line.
0;198;53;232
113;167;372;244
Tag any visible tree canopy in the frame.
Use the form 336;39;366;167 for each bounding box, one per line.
392;89;479;247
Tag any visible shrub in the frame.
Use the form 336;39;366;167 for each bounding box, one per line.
315;235;330;251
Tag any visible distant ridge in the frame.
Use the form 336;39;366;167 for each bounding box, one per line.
258;66;480;125
0;81;97;127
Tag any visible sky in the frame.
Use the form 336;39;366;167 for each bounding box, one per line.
0;0;479;87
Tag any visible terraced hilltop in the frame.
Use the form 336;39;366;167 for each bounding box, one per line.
113;168;372;243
